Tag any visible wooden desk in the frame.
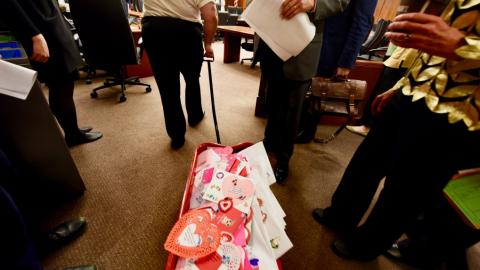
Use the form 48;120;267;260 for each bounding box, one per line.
217;26;254;63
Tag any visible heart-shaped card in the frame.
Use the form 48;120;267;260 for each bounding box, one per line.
165;209;221;259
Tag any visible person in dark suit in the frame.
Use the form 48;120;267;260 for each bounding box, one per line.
260;0;350;182
1;0;102;147
0;148;95;270
295;0;377;143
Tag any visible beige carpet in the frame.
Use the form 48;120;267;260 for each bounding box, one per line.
41;42;416;270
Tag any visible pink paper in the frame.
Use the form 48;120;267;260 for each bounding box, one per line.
202;167;215;184
233;225;247;246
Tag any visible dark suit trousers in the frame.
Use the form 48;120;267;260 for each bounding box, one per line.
261;45;310;166
142;17;204;140
327;92;480;256
0;149;42;270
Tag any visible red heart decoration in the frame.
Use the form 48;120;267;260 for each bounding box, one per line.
219;197;233;212
164;209;220;258
195;252;223;269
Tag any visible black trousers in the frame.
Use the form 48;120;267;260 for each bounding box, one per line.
43;72;80;139
260;43;310;166
327;92;480;257
142;16;204;140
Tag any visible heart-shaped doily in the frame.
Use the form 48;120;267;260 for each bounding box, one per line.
165;209;220;258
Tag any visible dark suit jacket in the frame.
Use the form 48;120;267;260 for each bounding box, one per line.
317;0;377;74
282;0;350;81
1;0;81;75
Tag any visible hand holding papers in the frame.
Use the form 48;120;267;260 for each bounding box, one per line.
0;60;37;100
242;0;316;61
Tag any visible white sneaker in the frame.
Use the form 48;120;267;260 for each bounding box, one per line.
346;125;369;137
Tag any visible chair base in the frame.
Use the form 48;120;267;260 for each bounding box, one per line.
90;73;151;103
240;57;258;69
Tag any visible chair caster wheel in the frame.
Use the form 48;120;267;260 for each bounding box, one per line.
90;92;98;98
119;95;127;103
134;78;140;83
86;79;92;85
146;87;152;93
240;60;244;64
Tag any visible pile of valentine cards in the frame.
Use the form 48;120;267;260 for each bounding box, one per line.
165;142;292;270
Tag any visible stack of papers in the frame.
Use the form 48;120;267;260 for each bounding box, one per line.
166;142;292;270
242;0;315;61
444;169;480;229
0;60;36;100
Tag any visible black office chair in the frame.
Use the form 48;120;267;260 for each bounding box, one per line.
218;11;230;25
240;35;259;68
358;19;391;61
69;0;151;103
63;15;96;84
227;6;243;15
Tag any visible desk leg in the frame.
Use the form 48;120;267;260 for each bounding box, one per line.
223;33;241;63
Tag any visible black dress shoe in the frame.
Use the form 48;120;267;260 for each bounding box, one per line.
79;126;93;133
171;137;185;150
312;208;336;230
66;131;103;147
312;207;354;233
188;111;205;127
45;217;87;249
63;265;97;270
384;239;438;269
331;239;377;261
274;165;289;183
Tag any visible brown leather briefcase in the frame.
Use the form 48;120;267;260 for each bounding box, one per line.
308;77;368;143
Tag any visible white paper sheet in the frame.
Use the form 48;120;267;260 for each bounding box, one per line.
242;0;315;61
0;60;37;100
248;201;279;270
252;198;292;259
239;142;276;186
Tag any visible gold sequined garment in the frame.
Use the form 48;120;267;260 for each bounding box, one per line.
393;0;480;131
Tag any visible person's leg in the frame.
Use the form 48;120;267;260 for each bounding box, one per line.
334;97;480;260
320;92;404;231
260;44;309;181
296;68;335;143
142;17;185;146
178;22;204;126
275;78;310;167
46;73;102;146
393;197;480;268
46;74;80;137
261;43;285;154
